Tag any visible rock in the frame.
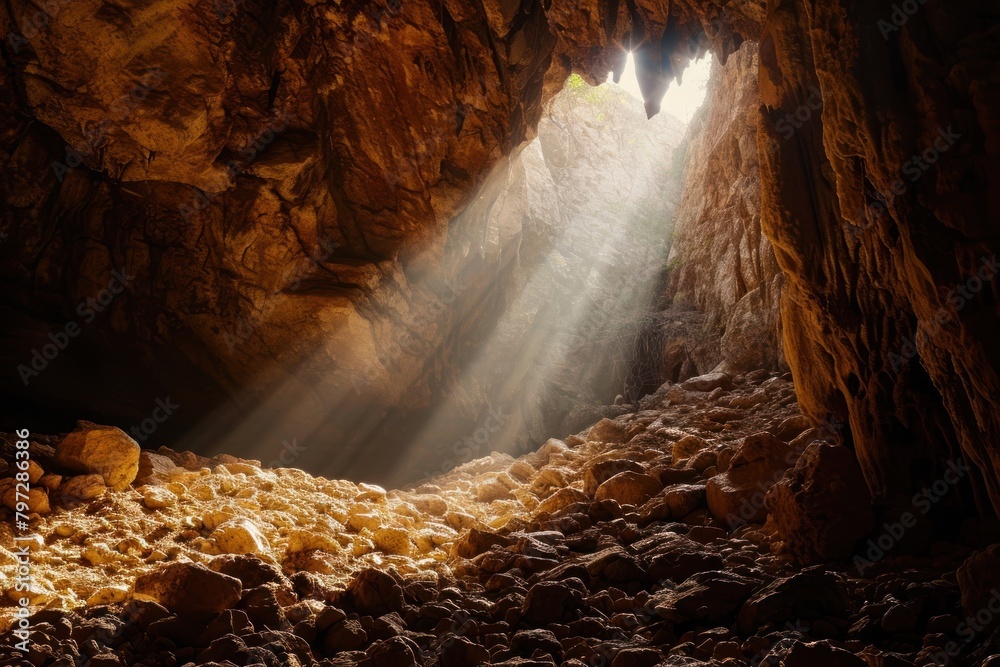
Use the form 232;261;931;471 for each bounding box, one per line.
780;640;867;667
133;562;242;615
54;422;140;491
652;571;760;623
142;486;177;509
672;435;709;463
323;619;368;652
594;471;662;506
611;648;662;667
58;474;107;503
342;569;405;616
535;487;589;514
366;636;422;667
2;485;49;514
957;545;1000;628
209;554;286;588
706;432;793;527
587;419;628;443
26;460;44;484
453;528;513;558
522;581;582;625
764;442;874;563
373;526;411;555
584;459;646;496
736;572;848;635
663;484;707;518
681;373;735;393
639;533;726;582
441;635;492;666
510;628;562;658
212;518;270;555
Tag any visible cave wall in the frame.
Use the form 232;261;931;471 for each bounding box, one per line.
757;0;1000;513
665;41;786;377
1;0;999;512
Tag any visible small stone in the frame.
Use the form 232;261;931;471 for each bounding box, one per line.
682;372;735;392
587;418;628;443
212;517;270;555
87;585;130;606
142;486;177;509
2;485;50;514
55;421;140;490
672;434;708;463
26;460;44;484
373;526;411;555
584;459;645;496
59;474;107;503
38;473;62;491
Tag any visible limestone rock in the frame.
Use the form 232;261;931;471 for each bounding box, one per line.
706;432;793;526
212;518;270;555
594;471;662;506
681;372;736;393
584;459;645;496
764;442;874;563
59;474;107;503
133;562;242;614
55;422;140;491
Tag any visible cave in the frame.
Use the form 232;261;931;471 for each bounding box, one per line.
1;0;999;665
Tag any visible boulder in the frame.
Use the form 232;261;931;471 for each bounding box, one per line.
584;459;645;495
594;471;662;506
133;562;242;615
764;442;874;562
54;422;140;491
705;432;792;527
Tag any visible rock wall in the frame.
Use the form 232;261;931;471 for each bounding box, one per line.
1;0;998;515
665;42;785;377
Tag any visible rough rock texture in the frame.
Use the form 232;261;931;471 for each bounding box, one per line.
765;442;875;563
53;422;140;491
665;41;785;378
3;371;997;665
0;0;998;515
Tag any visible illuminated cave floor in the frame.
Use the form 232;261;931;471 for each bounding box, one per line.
0;371;996;666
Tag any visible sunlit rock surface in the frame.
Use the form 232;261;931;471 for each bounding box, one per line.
665;42;785;378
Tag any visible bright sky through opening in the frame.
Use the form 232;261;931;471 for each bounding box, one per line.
607;52;713;122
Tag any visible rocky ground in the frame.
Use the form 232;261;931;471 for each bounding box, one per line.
1;371;999;666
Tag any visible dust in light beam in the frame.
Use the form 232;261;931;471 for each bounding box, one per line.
607;52;714;123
